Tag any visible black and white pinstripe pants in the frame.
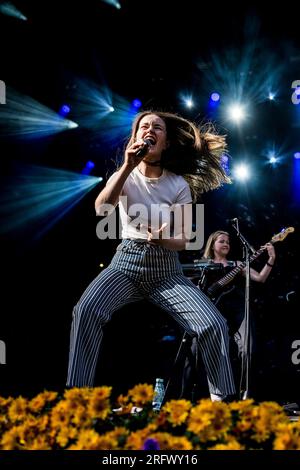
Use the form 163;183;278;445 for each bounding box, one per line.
67;239;236;396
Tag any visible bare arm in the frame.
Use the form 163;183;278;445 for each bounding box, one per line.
95;140;148;215
95;164;131;215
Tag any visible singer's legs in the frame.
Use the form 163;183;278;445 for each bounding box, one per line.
145;275;236;397
67;267;143;387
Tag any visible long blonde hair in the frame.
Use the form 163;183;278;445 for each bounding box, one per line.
127;111;231;202
203;231;229;259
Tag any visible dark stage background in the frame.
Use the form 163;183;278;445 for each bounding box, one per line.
0;0;299;403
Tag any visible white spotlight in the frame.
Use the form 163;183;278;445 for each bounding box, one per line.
233;163;250;181
228;104;246;123
67;120;79;129
185;99;194;108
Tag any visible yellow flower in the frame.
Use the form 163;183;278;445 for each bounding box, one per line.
56;426;78;448
168;435;193;450
162;399;192;427
251;402;289;443
29;391;58;413
147;432;173;450
125;424;157;450
71;404;92;428
229;399;254;412
91;386;112;401
72;429;104;450
0;427;22;450
8;397;28;423
273;423;300;450
87;387;112;420
0;396;13;410
187;403;211;435
26;434;52;450
64;387;90;408
187;399;231;441
51;401;71;429
209;439;245;450
128;384;154;407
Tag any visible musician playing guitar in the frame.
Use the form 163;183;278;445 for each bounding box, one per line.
202;230;276;395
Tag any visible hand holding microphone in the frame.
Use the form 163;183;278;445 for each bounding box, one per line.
136;137;155;158
125;137;155;169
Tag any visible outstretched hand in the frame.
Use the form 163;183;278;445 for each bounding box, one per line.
145;223;168;246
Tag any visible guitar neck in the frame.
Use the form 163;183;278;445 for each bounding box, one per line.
215;245;268;288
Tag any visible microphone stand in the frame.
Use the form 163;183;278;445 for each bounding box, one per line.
231;219;255;400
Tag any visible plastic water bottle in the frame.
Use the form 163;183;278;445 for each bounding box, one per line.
152;378;165;411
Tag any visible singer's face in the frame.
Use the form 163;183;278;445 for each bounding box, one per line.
136;114;168;161
213;234;230;257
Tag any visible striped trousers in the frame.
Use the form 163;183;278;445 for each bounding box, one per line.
67;239;236;396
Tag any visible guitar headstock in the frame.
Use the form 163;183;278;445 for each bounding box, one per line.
271;227;295;243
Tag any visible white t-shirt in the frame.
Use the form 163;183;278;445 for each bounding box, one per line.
107;167;192;240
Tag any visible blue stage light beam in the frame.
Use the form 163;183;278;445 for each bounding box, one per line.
71;79;135;145
199;17;283;107
101;0;121;9
0;164;102;239
0;1;27;20
0;88;78;138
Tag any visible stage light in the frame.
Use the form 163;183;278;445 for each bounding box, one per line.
294;152;300;159
101;0;121;9
82;161;95;175
70;79;134;145
0;1;27;20
0;88;79;138
268;92;276;101
0;164;101;239
67;121;78;129
180;93;194;109
185;98;194;108
132;99;142;109
233;163;250;181
59;104;71;116
211;92;220;102
269;155;277;164
228;104;246;123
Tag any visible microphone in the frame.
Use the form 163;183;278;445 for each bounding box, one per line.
136;138;155;158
